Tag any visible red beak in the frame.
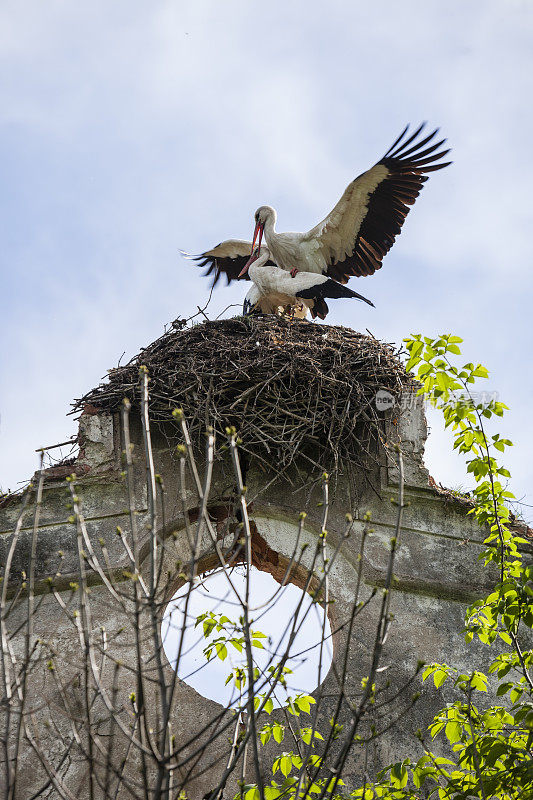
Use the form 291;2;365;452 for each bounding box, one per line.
238;249;259;278
251;221;264;253
238;221;264;278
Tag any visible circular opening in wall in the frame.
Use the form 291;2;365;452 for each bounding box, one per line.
162;564;333;709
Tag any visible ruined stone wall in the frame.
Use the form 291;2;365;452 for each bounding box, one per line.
0;396;513;798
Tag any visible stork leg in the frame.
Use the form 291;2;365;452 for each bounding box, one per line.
290;268;299;278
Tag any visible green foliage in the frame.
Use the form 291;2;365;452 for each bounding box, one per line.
195;610;266;665
350;335;533;800
194;335;532;799
196;606;340;799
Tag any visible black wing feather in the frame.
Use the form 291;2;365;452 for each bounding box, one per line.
296;278;374;319
327;124;451;284
196;254;250;285
182;244;276;287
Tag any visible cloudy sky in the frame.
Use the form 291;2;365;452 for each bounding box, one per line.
1;1;532;521
162;566;332;707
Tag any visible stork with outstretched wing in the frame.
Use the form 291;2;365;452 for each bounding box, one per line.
183;123;450;300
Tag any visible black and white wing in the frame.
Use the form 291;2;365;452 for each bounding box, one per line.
182;239;275;286
301;124;451;283
294;274;374;320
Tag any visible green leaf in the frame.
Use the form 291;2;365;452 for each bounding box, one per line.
260;726;272;745
202;618;217;637
434;669;448;688
445;720;462;743
436;372;451;392
215;643;227;660
264;787;281;800
279;754;292;777
300;728;312;745
496;682;513;697
295;695;316;714
390;763;408;789
272;723;284;744
470;671;488;692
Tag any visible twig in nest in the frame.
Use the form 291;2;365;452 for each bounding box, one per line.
72;317;414;488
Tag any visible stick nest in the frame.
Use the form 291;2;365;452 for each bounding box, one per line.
73;317;414;480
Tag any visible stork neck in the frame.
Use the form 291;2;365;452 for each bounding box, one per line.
247;263;262;284
262;214;276;242
248;254;270;284
249;254;269;273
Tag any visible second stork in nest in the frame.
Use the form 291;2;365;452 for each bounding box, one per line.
240;247;374;320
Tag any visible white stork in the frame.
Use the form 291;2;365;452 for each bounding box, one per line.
241;247;374;320
185;124;450;286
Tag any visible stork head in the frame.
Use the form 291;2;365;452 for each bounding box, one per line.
254;205;276;226
238;246;269;278
250;206;276;254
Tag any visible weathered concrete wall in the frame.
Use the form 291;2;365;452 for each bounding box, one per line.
0;393;523;798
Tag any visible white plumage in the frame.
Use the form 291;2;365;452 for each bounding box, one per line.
242;248;374;320
185;124;451;292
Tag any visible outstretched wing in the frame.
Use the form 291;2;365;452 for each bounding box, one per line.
182;239;274;286
302;124;451;283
